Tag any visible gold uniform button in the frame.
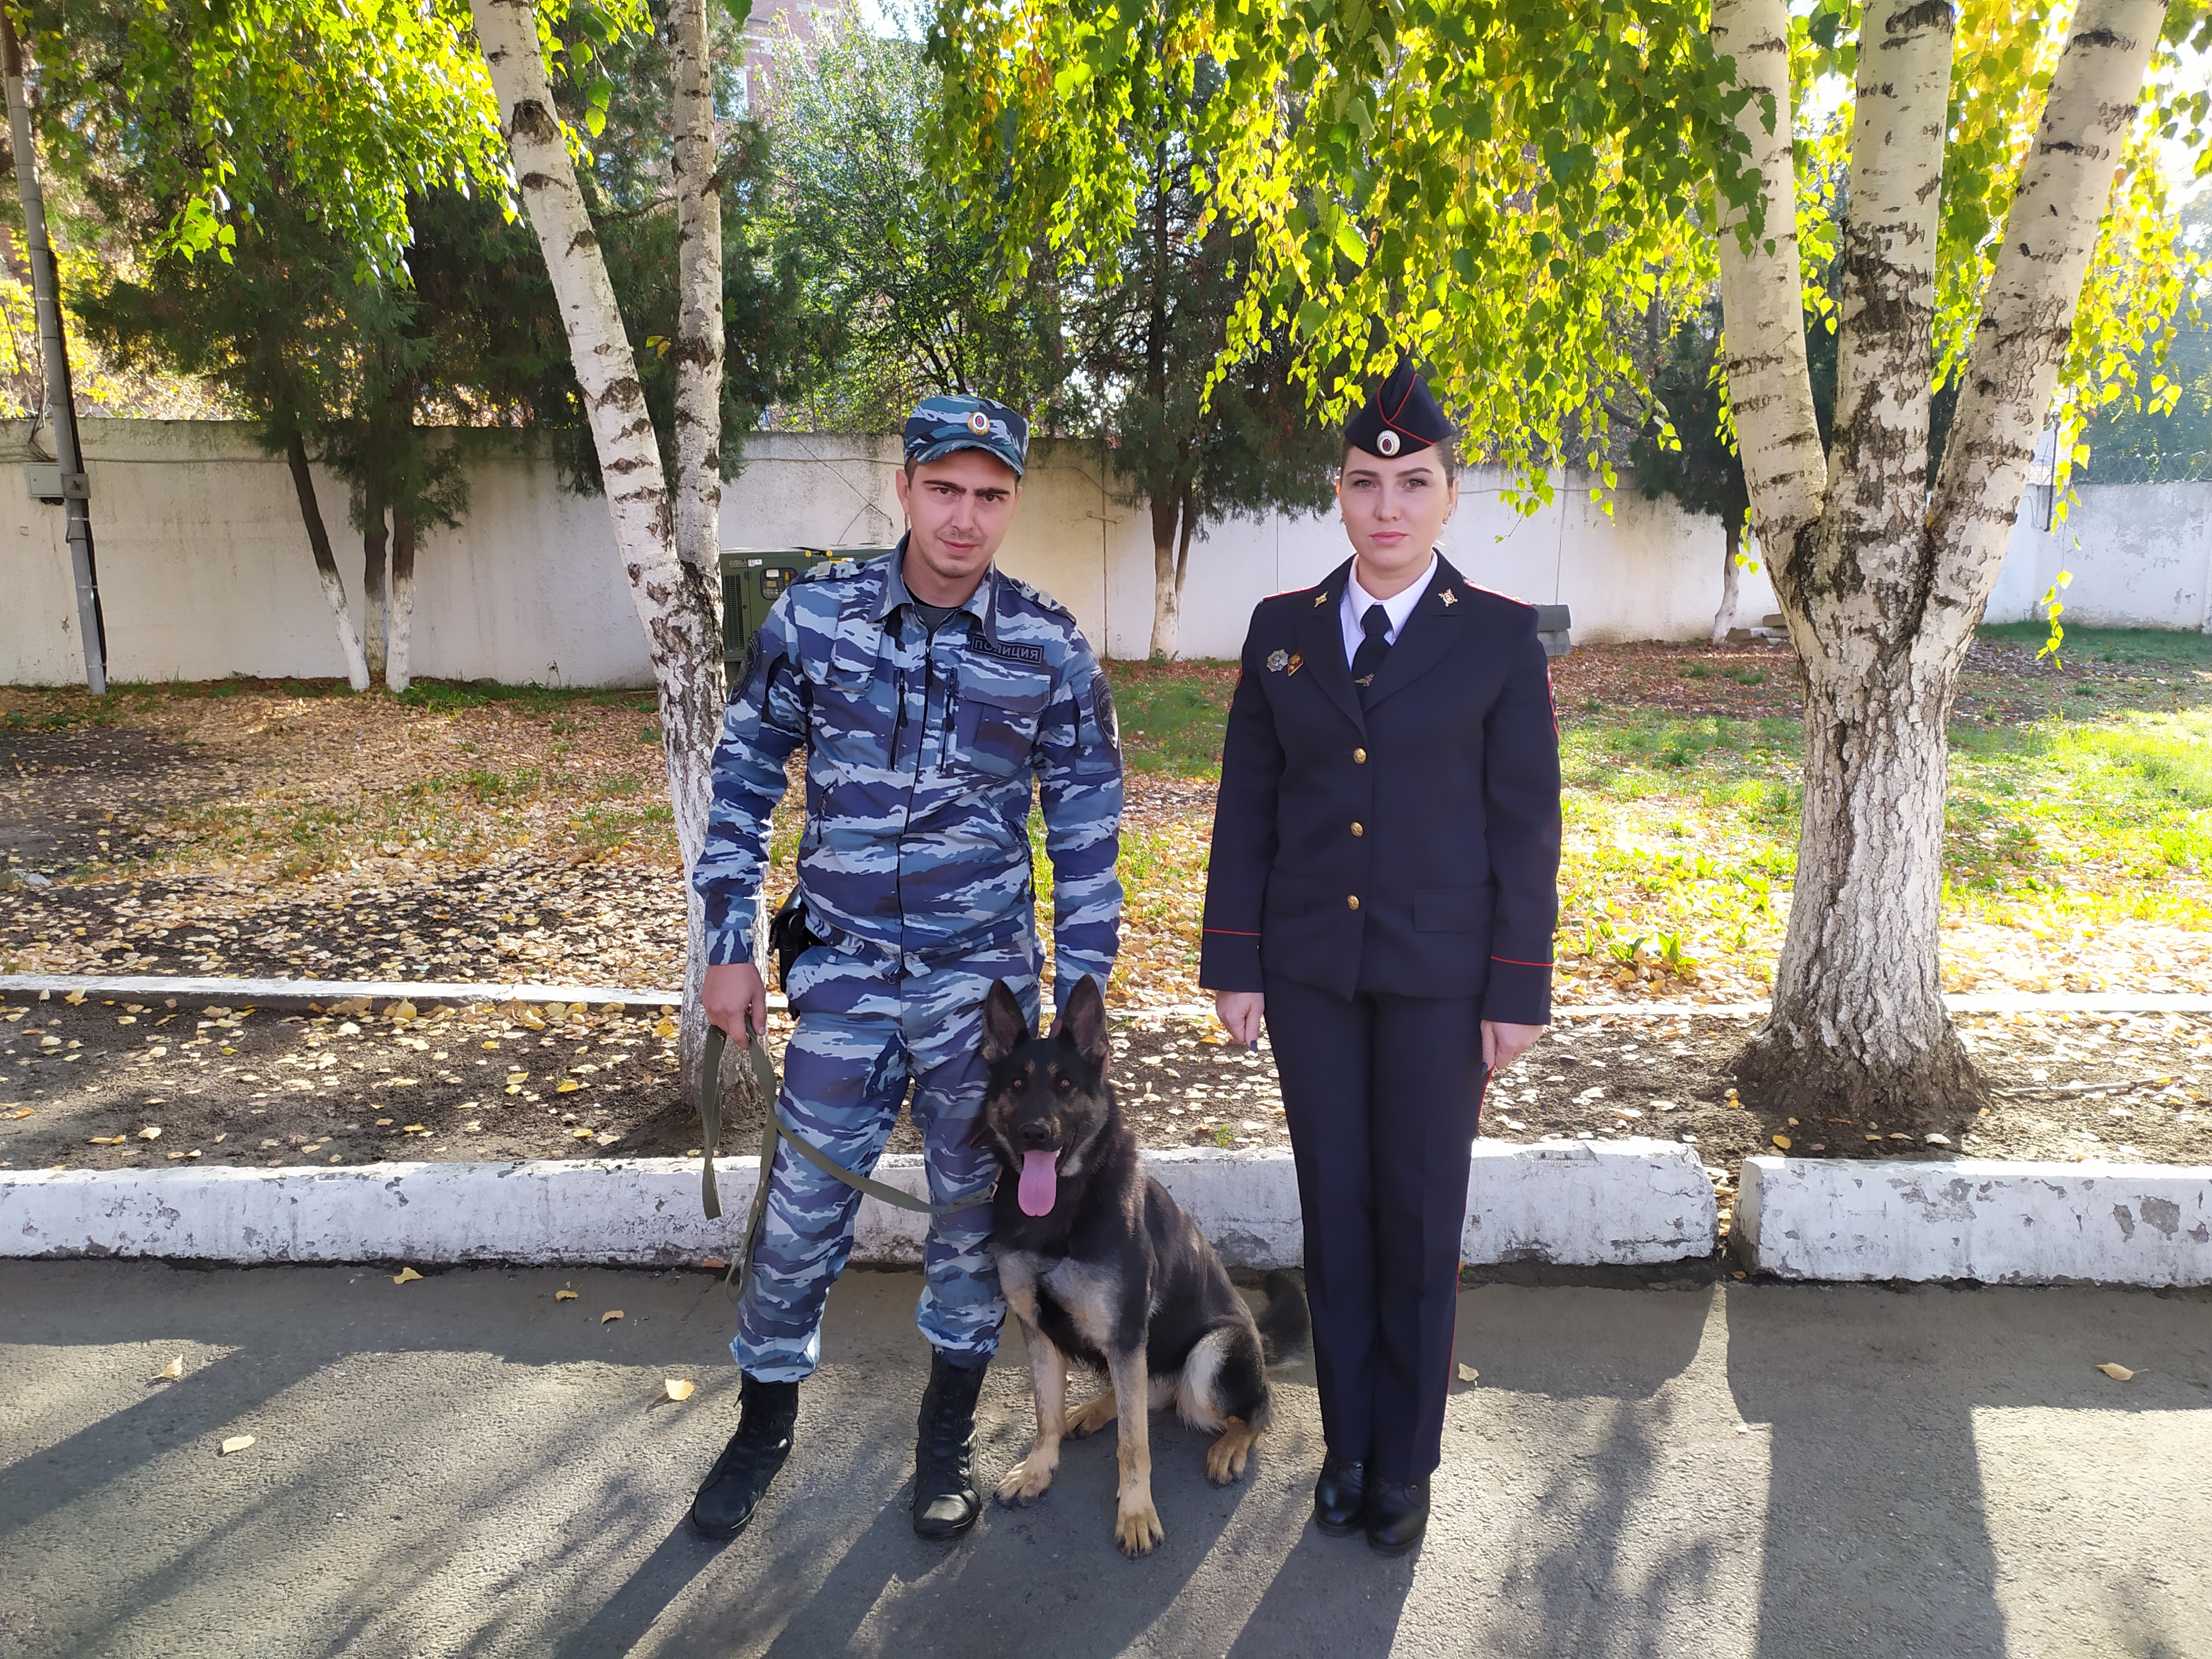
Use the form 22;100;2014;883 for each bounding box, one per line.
1346;895;1360;911
1353;747;1367;763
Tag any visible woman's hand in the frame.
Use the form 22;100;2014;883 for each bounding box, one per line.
1214;990;1265;1047
1482;1020;1544;1071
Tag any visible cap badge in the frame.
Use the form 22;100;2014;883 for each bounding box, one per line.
966;410;992;435
1376;430;1401;457
1266;649;1289;672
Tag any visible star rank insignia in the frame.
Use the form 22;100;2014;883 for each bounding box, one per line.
1313;591;1329;607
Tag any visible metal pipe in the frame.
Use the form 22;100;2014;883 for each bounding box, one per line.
2;9;103;693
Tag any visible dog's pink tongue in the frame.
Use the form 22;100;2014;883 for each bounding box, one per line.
1018;1150;1059;1217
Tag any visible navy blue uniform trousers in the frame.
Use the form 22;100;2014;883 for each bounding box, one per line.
1264;974;1487;1483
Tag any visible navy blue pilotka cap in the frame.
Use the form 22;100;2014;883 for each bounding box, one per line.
1343;361;1457;460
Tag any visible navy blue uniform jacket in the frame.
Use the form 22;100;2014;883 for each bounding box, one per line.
1199;554;1562;1024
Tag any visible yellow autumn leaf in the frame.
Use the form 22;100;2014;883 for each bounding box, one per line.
519;1013;546;1032
1455;1363;1479;1383
137;1125;162;1140
154;1355;184;1381
64;989;86;1005
391;1000;418;1021
555;1288;578;1302
556;1079;581;1093
393;1266;424;1285
219;1434;255;1455
88;1135;125;1145
571;1127;595;1139
506;1072;529;1084
2096;1362;2135;1381
5;1107;32;1119
654;1018;677;1040
1771;1134;1792;1151
601;1309;624;1324
664;1378;695;1402
402;1124;427;1134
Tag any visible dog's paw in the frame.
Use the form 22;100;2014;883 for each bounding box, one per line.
1204;1433;1253;1485
1066;1394;1117;1438
994;1458;1054;1507
1114;1500;1164;1558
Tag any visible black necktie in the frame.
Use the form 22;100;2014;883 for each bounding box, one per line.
1352;603;1391;702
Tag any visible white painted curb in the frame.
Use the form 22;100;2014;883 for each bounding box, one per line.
1737;1157;2212;1286
0;1139;1715;1270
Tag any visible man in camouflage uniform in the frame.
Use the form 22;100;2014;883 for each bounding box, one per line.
687;393;1124;1543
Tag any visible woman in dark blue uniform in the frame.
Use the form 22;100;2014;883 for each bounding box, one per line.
1201;364;1561;1554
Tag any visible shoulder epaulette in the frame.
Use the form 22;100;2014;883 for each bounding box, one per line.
1459;581;1538;614
998;571;1071;618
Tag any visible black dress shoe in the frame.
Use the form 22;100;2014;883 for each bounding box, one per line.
1364;1477;1431;1556
912;1349;988;1540
1313;1453;1368;1536
690;1374;799;1540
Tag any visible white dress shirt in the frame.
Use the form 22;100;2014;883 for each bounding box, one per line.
1340;551;1438;666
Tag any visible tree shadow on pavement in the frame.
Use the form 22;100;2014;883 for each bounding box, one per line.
1725;1282;2212;1659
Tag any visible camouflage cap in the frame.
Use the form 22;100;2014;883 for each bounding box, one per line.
902;393;1029;477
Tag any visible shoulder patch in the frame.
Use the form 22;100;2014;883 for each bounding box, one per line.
998;572;1070;617
793;559;863;586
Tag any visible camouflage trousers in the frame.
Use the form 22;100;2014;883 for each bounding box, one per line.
732;932;1039;1383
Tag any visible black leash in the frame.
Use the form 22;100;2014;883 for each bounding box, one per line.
698;1014;997;1303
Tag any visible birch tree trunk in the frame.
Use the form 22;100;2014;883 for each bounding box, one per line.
1714;0;2166;1121
361;493;390;686
387;508;416;695
283;434;371;692
669;0;723;576
1709;520;1743;644
1147;492;1182;660
471;0;733;1104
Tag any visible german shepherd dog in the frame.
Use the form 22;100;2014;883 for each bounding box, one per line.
975;975;1310;1557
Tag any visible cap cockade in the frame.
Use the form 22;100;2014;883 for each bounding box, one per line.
1343;362;1457;462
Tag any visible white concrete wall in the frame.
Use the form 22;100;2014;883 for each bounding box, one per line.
4;419;2206;688
1986;480;2212;632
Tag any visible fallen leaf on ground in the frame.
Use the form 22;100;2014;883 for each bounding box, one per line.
64;989;86;1005
1456;1363;1479;1383
654;1018;677;1040
556;1079;581;1093
601;1309;624;1324
153;1355;184;1381
137;1125;161;1140
2096;1362;2135;1381
390;1000;419;1021
555;1288;578;1301
393;1266;424;1285
1771;1134;1792;1150
5;1107;32;1119
88;1135;125;1146
664;1378;695;1402
570;1127;595;1139
701;1257;727;1271
219;1435;255;1455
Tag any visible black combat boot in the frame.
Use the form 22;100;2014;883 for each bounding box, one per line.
689;1374;800;1540
912;1349;988;1540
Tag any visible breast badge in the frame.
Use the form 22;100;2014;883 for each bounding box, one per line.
1267;650;1289;672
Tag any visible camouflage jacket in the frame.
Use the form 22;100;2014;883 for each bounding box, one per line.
693;541;1124;1006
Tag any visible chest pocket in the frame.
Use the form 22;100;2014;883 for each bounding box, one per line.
953;662;1051;778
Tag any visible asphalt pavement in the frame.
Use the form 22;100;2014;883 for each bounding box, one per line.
3;1261;2208;1659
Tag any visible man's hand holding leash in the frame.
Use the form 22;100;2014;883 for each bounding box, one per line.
703;961;768;1047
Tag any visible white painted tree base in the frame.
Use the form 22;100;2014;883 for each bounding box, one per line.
1737;1156;2212;1285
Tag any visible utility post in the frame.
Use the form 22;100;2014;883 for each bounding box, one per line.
2;8;104;693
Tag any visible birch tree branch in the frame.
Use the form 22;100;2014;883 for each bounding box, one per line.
1928;0;2169;615
1711;0;1828;585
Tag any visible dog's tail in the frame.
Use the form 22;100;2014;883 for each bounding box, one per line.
1257;1269;1312;1365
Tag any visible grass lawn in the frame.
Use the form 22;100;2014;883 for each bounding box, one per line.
4;625;2209;1007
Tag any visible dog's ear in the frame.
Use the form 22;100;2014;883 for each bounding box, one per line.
979;979;1030;1063
1052;974;1110;1075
